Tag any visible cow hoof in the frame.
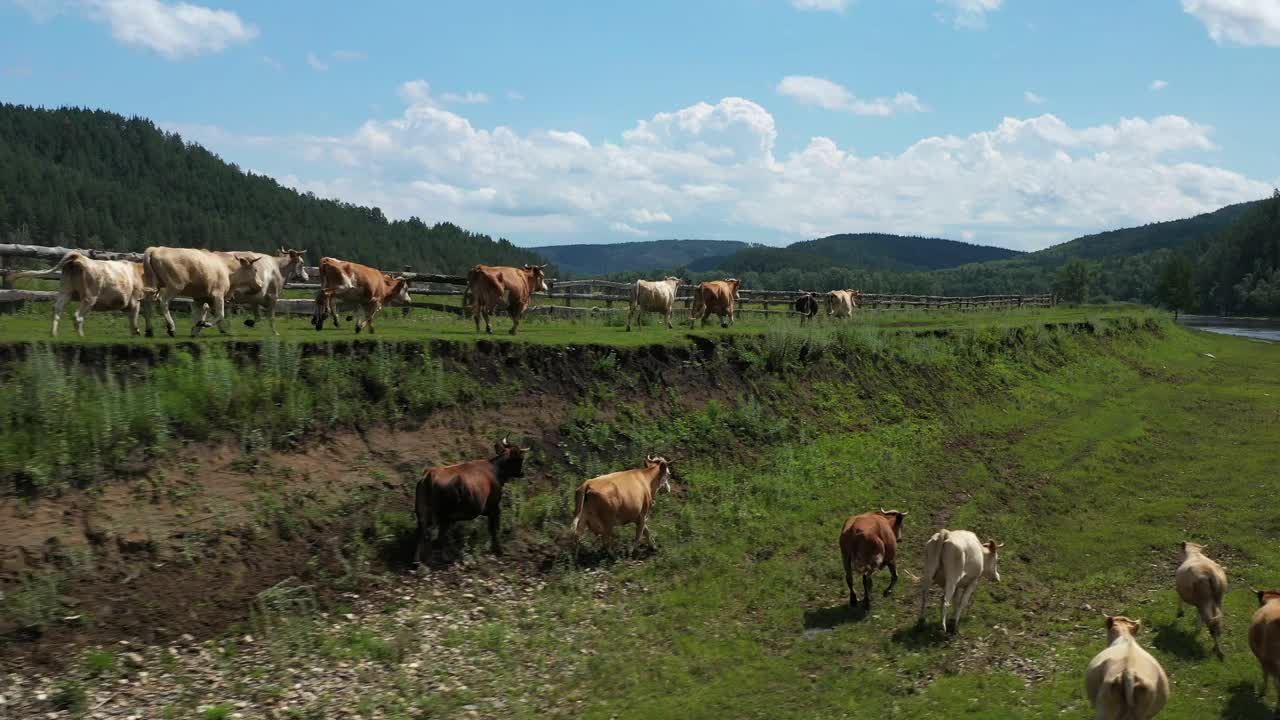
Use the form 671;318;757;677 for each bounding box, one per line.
145;329;154;338
345;315;354;322
166;329;175;338
244;319;256;328
849;595;858;608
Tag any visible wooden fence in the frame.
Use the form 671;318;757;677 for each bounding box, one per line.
0;243;1054;318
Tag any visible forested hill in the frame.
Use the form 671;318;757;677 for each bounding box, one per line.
0;104;546;272
532;239;749;275
713;232;1021;274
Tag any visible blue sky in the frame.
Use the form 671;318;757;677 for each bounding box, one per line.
2;0;1278;250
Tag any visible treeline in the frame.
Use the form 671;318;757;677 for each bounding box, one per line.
603;192;1280;315
0;104;546;273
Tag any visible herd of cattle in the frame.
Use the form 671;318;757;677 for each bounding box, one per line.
414;443;1280;719
11;248;871;337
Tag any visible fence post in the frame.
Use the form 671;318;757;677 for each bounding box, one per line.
0;254;10;289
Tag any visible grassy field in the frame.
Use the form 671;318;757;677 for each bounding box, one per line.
0;297;1150;347
517;323;1277;719
5;310;1276;718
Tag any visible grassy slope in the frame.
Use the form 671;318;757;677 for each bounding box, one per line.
501;324;1277;719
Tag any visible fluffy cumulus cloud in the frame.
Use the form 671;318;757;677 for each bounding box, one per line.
169;85;1272;250
938;0;1003;29
1183;0;1280;46
16;0;258;58
791;0;851;12
778;76;924;116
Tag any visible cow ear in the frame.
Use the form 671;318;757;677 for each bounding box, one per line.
1105;615;1115;628
1259;590;1267;606
1132;620;1142;635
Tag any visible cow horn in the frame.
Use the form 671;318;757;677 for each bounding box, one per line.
501;436;511;448
646;453;657;463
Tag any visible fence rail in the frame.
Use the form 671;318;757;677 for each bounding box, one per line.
0;243;1055;318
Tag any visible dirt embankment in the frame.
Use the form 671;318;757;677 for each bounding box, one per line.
0;336;746;669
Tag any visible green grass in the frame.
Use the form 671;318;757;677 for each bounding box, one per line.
0;296;1152;347
0;341;481;495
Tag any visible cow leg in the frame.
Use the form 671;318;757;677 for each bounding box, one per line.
941;576;961;633
365;303;382;334
483;308;493;335
720;312;729;329
414;517;432;567
328;293;340;328
862;573;873;609
73;295;98;337
843;551;857;607
51;292;70;337
509;306;521;335
208;296;231;335
665;308;673;330
488;508;503;556
883;562;899;596
954;581;980;631
159;291;178;337
126;301;141;336
625;304;635;332
919;581;931;623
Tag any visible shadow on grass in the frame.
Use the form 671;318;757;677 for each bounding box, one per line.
1151;620;1210;661
803;603;867;630
1222;681;1272;720
890;621;952;650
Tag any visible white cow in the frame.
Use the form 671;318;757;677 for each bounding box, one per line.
1085;615;1170;720
826;289;862;318
626;277;682;331
1174;541;1227;659
198;249;308;335
143;246;261;337
9;252;152;337
918;529;1002;633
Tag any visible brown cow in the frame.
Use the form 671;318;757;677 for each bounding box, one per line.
570;454;674;559
312;257;411;334
689;278;740;328
840;508;907;609
1250;590;1280;712
413;437;530;564
467;264;549;335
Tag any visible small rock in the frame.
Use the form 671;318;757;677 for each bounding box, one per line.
180;634;195;643
122;652;145;668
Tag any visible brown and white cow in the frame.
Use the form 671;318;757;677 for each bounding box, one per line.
839;508;907;609
570;454;674;559
10;252;153;337
918;529;1003;633
312;257;411;334
143;247;262;337
826;289;862;318
217;248;309;335
1175;542;1227;659
689;278;740;328
466;264;549;335
626;277;682;331
413;437;530;564
1250;590;1280;712
1085;615;1170;720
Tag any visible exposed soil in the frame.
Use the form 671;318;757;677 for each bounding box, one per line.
0;336;756;671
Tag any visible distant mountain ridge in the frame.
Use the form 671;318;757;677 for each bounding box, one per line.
713;232;1023;274
530;239;750;275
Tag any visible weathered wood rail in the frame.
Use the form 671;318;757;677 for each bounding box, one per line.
0;242;1054;317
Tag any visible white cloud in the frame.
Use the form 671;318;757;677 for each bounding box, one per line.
398;79;431;104
1183;0;1280;46
777;75;925;117
609;221;647;236
1151;79;1169;90
791;0;850;12
441;91;491;105
1024;90;1046;104
627;208;673;224
15;0;259;58
172;87;1271;250
938;0;1003;29
306;51;328;71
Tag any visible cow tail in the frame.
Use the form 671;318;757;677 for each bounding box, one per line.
141;249;160;291
1203;573;1225;638
571;486;589;532
1122;668;1138;715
